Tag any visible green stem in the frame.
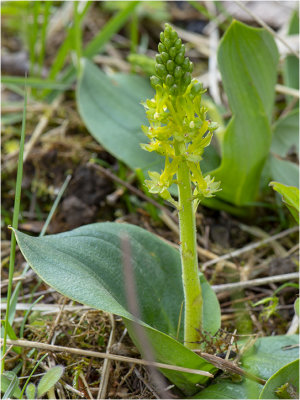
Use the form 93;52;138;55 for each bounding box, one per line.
175;142;202;349
2;90;27;373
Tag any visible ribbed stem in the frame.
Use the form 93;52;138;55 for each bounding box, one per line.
175;142;202;349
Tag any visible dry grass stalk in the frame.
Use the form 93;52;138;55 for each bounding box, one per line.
1;338;214;378
202;226;299;269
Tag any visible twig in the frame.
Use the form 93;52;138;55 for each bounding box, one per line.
93;55;130;72
0;338;214;377
159;211;179;235
276;84;300;98
47;298;67;344
168;24;211;57
280;95;299;119
61;382;85;398
159;212;236;268
2;104;47;114
286;314;299;335
1;275;27;287
202;226;299;269
4;96;64;163
18;288;56;300
194;351;266;385
24;95;64;162
0;345;13;361
134;368;160;399
212;272;299;293
88;162;177;222
0;303;91;312
79;372;93;400
286;243;299;257
225;329;236;361
238;223;287;257
235;1;299;59
114;365;135;397
97;313;116;399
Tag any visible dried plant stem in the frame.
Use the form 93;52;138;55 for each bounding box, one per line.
212;272;299;293
88;162;176;222
202;226;299;269
97;314;115;399
194;351;266;385
235;0;299;59
176;144;202;349
0;339;213;377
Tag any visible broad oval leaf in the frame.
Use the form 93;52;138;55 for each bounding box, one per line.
212;21;279;206
259;359;299;399
14;222;220;395
77;59;163;173
192;335;299;399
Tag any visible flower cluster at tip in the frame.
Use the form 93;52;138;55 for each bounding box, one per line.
150;23;193;96
141;24;220;210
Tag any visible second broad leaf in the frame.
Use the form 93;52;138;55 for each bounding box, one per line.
77;59;164;173
212;21;279;206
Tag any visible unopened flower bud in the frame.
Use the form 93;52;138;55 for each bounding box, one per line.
158;43;166;53
166;74;175;87
161;52;169;63
155;64;167;78
175;53;185;65
166;60;175;73
169;47;177;58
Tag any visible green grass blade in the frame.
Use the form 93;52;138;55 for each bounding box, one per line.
42;2;92;97
83;1;140;58
0;320;21;355
19;295;44;338
28;1;40;76
130;11;138;54
73;2;82;75
48;33;73;81
189;1;231;30
40;174;72;236
188;1;215;21
45;1;140;102
1;89;27;373
1;76;70;90
38;1;52;77
19;353;48;398
7;281;22;326
2;372;19;400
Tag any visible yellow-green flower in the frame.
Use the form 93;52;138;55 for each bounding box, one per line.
142;23;220;209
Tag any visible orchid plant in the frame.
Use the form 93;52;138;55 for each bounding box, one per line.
4;22;299;399
141;23;220;348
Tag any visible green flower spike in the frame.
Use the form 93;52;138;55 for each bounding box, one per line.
143;23;220;210
141;23;221;350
